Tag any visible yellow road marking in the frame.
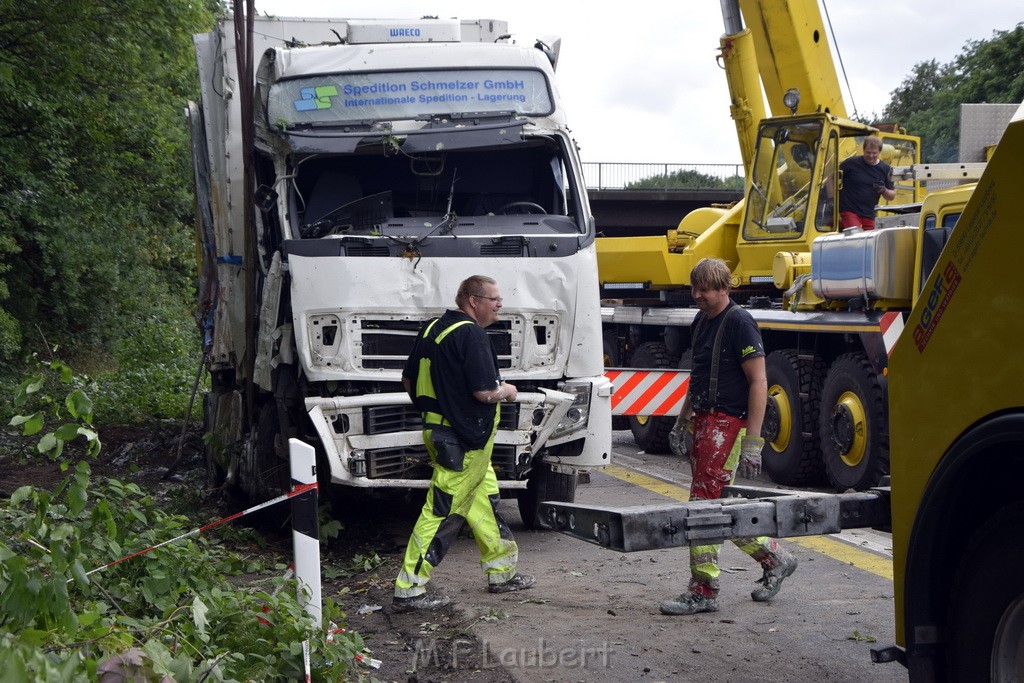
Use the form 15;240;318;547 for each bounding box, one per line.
604;464;691;502
788;536;893;580
602;463;893;580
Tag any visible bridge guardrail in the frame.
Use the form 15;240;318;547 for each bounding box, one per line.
583;162;743;191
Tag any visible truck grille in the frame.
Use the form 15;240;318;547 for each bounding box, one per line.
491;445;516;478
344;245;391;257
364;444;517;480
358;319;420;370
366;447;431;479
358;318;515;370
481;243;525;256
361;403;520;480
364;404;518;435
364;405;422;433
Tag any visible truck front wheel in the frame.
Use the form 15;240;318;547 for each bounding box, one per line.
518;462;578;530
948;502;1024;678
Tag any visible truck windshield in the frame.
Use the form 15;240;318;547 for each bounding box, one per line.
269;69;553;128
743;120;823;241
287;137;589;250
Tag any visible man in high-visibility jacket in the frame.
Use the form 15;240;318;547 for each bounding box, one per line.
393;275;535;612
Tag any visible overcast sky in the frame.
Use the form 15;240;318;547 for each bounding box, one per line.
252;1;1021;164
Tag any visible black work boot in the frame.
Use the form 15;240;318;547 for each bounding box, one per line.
392;593;451;612
659;592;720;615
751;549;798;602
488;573;536;594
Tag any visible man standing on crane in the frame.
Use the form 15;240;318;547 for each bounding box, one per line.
838;135;897;230
663;258;798;615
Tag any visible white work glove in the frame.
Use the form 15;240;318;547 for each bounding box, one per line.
738;436;765;479
669;415;692;458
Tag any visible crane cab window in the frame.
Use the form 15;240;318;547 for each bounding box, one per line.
743;120;823;241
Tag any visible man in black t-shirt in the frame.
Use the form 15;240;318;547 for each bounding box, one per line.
838;135;896;230
661;258;798;616
393;275;535;612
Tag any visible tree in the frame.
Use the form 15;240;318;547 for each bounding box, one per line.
0;0;220;370
882;26;1024;162
883;59;944;125
626;168;744;191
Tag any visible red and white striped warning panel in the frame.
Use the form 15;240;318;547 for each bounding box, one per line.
605;368;690;416
881;311;905;356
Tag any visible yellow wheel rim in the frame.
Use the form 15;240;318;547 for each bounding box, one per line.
635;415;650;426
767;383;793;452
835;390;868;467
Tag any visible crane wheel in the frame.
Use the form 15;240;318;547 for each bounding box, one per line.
819;353;888;491
762;350;826;486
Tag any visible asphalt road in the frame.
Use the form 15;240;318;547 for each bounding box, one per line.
421;430;909;682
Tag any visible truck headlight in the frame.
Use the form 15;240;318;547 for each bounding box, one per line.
550;382;591;439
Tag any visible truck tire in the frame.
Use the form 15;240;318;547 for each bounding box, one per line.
819;353;888;491
240;400;290;501
762;350;826;485
202;392;227;489
518;461;578;530
603;332;629;431
627;342;675;454
948;502;1024;679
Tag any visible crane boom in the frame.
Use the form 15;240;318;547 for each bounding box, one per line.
735;0;847;118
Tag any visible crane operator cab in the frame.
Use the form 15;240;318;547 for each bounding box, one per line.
740;111;922;310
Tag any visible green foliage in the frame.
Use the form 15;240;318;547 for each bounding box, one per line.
7;356;100;462
3;360;373;680
0;468;367;681
0;0;220;368
883;26;1024;161
3;337;200;455
627;168;744;191
85;314;206;424
320;503;344;543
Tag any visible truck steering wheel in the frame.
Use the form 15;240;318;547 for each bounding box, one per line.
495;201;547;215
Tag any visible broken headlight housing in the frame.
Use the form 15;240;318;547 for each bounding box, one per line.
549;382;591;440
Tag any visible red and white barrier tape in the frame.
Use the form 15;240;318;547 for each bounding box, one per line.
77;481;317;580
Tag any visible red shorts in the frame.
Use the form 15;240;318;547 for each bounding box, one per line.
840;211;875;230
689;411;746;501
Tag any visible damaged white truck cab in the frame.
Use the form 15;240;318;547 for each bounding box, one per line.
189;16;611;526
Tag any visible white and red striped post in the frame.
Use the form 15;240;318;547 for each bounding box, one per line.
289;438;322;628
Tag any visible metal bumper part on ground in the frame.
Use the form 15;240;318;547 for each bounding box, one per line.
538;484;890;552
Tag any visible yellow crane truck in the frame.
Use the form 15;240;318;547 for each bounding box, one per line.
600;0;987;493
545;98;1024;679
884;102;1024;681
